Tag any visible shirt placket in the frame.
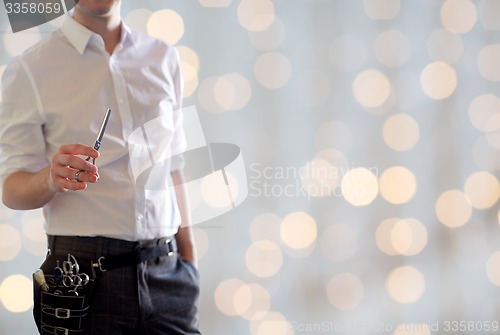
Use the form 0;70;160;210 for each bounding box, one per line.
107;53;146;238
108;55;133;139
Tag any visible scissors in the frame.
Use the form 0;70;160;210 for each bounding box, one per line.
86;108;111;165
75;108;110;182
54;254;90;295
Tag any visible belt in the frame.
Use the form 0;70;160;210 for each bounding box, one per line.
94;238;176;272
47;235;177;272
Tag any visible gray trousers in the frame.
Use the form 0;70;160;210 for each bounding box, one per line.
47;235;201;335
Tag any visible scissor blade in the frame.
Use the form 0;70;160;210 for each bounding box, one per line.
94;108;111;151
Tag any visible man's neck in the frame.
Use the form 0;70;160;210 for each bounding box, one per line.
73;6;122;55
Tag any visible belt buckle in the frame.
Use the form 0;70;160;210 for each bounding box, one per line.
55;327;69;335
55;308;70;319
164;238;174;256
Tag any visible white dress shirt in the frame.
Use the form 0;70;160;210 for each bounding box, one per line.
0;14;186;241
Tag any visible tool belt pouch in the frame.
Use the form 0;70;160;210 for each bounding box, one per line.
33;253;96;335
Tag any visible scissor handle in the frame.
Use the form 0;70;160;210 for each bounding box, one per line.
93;140;102;151
62;261;73;274
62;275;74;288
79;273;90;286
62;254;80;274
54;261;63;281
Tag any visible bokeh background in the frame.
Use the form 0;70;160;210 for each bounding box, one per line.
2;0;500;334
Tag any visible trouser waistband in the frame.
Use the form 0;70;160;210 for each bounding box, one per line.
47;235;177;272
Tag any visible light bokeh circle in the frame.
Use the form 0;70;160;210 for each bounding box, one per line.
147;9;184;45
374;30;411;67
383;114;420;151
341;167;379;206
353;69;392;108
280;212;317;249
435;190;472;227
427;28;463;64
363;0;400;20
378;166;417;204
486;250;500;287
440;0;477;34
0;275;33;312
477;45;500;82
463;171;500;209
468;94;500;132
245;240;283;278
386;266;425;304
254;52;292;89
326;273;364;310
0;224;22;261
237;0;276;32
420;62;457;100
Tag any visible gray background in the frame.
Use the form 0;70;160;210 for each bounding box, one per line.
1;0;500;334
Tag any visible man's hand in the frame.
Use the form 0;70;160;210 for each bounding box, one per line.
2;143;100;210
49;144;100;192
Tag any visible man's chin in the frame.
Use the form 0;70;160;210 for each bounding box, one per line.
75;2;118;18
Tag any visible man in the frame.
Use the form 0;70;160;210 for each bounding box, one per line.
0;0;201;334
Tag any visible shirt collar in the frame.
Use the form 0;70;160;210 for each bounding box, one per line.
61;13;132;55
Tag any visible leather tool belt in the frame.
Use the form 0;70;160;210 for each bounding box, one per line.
33;236;177;335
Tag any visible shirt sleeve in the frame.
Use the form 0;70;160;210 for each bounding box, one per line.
0;57;48;185
168;46;186;172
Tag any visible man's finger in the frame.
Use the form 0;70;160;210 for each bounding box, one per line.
58;143;100;159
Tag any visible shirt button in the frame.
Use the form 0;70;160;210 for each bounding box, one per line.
137;214;144;221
